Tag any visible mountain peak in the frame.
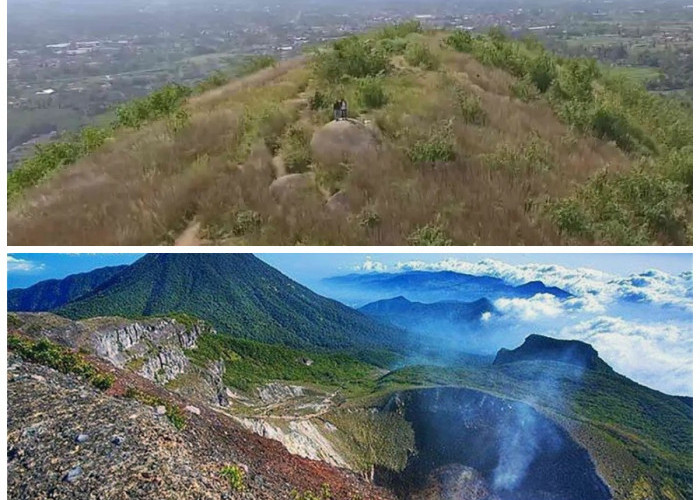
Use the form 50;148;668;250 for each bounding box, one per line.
494;334;608;370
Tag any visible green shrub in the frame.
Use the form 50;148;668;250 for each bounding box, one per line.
552;58;600;102
407;219;453;245
455;88;487;125
527;52;557;93
376;20;422;40
195;71;229;93
590;105;655;154
549;167;689;245
313;36;390;82
408;121;456;164
404;41;439;70
356;77;389;109
8;334;113;390
309;90;331;111
280;124;313;172
291;484;332;500
220;464;246;491
358;207;381;229
236;55;276;76
8;126;110;200
445;29;474;53
115;83;192;129
231;210;262;236
510;78;539;102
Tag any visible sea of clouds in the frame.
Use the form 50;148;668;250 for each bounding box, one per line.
352;257;693;396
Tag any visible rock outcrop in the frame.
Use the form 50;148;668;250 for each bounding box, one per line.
310;120;379;166
268;172;317;203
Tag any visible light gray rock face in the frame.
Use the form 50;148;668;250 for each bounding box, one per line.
93;319;207;372
140;348;191;384
257;382;306;405
233;417;349;469
208;360;230;407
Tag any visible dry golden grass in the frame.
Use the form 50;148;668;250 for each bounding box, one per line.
7;44;633;246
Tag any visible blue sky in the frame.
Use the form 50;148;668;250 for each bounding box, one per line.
8;252;691;290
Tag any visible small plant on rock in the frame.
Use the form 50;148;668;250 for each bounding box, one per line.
220;464;246;491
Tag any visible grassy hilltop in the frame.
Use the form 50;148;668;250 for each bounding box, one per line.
8;23;692;245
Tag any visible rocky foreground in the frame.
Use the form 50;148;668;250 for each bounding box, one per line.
7;353;394;500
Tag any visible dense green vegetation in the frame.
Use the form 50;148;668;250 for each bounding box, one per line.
187;332;379;394
8;334;115;390
445;28;692;245
57;254;407;353
8;264;127;312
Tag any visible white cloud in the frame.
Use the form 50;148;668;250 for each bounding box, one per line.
393;258;692;312
495;294;566;321
7;256;45;273
354;257;387;272
555;317;692;396
494;293;607;321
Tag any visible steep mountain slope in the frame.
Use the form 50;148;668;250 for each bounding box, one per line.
8;265;127;312
7;313;691;500
359;296;495;332
7;349;393;500
324;270;570;306
7;27;691;245
55;254;407;353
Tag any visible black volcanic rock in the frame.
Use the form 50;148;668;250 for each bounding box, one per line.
8;265;128;312
494;334;608;370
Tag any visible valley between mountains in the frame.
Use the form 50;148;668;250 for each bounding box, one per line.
7;254;692;500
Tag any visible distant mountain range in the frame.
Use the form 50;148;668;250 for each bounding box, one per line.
358;296;496;335
8;254;407;354
322;270;571;306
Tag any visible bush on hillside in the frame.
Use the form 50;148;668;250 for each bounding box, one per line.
313;36;391;82
356;77;389;109
408;121;457;164
527;52;557;93
444;29;474;53
404;41;440;70
195;71;229;93
376;20;422;40
236;55;276;76
8;126;110;200
549;167;689;245
455;88;487;125
407;219;453;245
115;83;192;129
280;123;313;172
